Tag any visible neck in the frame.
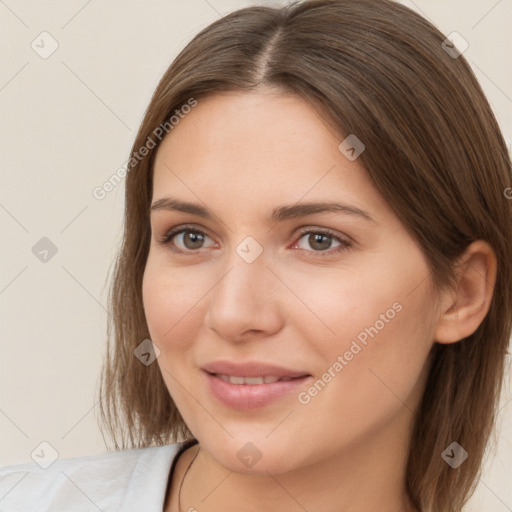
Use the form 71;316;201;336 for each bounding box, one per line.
176;405;418;512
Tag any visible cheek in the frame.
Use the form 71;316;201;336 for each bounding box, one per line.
142;257;205;348
289;254;435;419
142;260;205;409
312;304;433;447
287;247;435;354
279;261;405;350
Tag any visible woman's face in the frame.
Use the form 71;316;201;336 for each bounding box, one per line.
143;91;439;474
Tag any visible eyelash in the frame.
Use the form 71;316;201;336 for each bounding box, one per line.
157;224;352;257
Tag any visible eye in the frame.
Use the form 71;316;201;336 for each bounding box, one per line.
293;228;352;256
157;225;215;253
157;225;352;256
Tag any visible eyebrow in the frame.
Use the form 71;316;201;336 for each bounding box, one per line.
150;197;376;224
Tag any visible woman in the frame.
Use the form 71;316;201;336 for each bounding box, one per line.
1;1;510;511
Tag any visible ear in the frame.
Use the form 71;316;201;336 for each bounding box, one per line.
434;240;497;344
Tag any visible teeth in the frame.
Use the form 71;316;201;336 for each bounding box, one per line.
215;374;283;385
245;377;265;385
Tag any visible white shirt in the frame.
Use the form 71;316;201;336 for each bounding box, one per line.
0;440;196;511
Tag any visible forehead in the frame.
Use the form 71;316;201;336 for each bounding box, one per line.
155;91;337;168
151;91;393;224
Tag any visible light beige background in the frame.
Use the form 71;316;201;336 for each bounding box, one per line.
1;0;511;510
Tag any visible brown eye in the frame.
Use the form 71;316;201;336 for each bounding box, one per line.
303;233;334;251
158;225;352;257
159;227;215;252
295;229;351;255
178;231;207;250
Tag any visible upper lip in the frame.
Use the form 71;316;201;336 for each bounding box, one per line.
201;360;310;378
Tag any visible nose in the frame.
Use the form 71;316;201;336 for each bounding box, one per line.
203;250;285;342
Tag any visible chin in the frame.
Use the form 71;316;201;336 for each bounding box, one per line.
204;437;305;476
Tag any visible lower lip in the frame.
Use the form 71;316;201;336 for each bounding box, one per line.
203;371;312;410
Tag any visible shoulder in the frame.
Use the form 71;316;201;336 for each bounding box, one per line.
0;442;186;512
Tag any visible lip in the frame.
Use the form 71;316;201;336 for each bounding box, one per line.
201;360;310;378
200;360;312;410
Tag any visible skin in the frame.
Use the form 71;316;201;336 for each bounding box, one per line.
141;90;497;512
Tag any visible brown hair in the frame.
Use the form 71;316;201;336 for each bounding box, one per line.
98;1;512;510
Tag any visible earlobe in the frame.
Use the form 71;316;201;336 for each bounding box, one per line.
434;240;497;345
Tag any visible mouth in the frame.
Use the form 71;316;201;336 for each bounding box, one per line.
209;372;309;385
200;360;310;379
203;370;313;410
